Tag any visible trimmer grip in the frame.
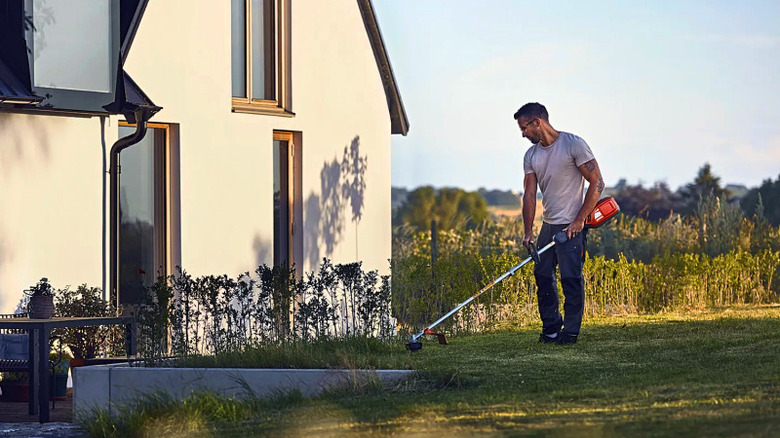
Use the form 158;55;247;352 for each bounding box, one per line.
528;242;540;263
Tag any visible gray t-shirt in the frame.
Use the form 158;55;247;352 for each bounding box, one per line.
523;131;596;225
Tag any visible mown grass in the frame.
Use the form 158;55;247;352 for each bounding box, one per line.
80;305;780;437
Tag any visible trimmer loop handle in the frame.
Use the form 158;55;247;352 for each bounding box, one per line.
528;242;540;263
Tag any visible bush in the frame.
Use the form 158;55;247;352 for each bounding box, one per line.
134;260;394;362
53;284;122;359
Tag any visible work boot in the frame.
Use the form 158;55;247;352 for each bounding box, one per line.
555;333;578;345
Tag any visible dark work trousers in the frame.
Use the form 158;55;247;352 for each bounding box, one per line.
534;222;587;336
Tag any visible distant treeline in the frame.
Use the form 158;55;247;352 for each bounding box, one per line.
392;164;780;231
392;187;520;209
611;164;780;226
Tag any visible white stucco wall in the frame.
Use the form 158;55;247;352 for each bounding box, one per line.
0;0;394;312
126;0;392;276
0;114;117;312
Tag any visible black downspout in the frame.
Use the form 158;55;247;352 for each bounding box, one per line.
109;109;149;312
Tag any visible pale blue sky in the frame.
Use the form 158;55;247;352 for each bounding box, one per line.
373;0;780;192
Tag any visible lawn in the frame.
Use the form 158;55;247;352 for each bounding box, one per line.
82;305;780;437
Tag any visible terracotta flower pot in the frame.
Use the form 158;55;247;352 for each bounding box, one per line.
28;295;54;319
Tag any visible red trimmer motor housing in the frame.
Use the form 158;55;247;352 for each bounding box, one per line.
585;197;620;229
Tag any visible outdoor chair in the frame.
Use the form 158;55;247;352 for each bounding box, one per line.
0;312;67;409
0;312;30;373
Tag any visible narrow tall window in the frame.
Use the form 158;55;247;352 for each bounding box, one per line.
231;0;291;116
273;132;292;267
230;0;247;98
117;124;177;304
272;132;301;268
251;0;274;100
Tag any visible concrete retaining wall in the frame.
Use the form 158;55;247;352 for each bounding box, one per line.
73;365;412;416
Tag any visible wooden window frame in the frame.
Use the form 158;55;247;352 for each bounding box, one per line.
272;131;302;269
232;0;293;117
116;122;180;303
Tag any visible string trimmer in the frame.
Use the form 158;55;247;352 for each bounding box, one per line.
406;196;620;352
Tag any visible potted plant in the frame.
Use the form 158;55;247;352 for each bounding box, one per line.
25;277;55;319
53;284;121;367
0;371;29;402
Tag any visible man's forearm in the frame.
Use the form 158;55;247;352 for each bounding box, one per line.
575;185;601;224
574;159;604;225
523;195;536;235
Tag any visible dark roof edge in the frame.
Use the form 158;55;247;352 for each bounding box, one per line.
0;58;41;105
357;0;409;136
121;0;150;63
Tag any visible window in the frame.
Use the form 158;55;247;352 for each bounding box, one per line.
25;0;120;112
273;131;301;268
116;123;180;305
232;0;292;116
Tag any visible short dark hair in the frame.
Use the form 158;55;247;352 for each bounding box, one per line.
513;102;549;121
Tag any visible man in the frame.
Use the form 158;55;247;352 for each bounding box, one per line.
514;102;604;345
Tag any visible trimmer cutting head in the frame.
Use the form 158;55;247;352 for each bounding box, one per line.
405;340;423;352
406;328;447;352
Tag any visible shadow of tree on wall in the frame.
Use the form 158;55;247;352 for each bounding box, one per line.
253;234;272;268
305;136;368;270
342;136;367;225
304;194;322;269
0;114;56;173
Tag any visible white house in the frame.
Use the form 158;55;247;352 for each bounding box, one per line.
0;0;408;311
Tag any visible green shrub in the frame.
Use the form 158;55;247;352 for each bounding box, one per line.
134;260;394;361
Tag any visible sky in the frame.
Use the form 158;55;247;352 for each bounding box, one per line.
372;0;780;193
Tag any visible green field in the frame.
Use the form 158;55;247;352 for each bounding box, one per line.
83;306;780;437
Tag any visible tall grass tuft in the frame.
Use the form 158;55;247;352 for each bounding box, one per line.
78;391;250;438
392;195;780;335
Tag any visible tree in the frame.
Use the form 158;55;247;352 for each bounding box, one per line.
741;174;780;226
392;186;436;229
677;163;729;216
393;186;489;231
613;181;682;220
477;188;521;207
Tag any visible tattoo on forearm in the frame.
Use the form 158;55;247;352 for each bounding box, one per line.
597;178;604;193
585;161;596;172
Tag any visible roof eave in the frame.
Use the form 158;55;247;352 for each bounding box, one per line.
357;0;409;136
0;96;42;105
120;0;150;63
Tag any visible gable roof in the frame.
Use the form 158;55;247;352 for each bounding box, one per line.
357;0;409;136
